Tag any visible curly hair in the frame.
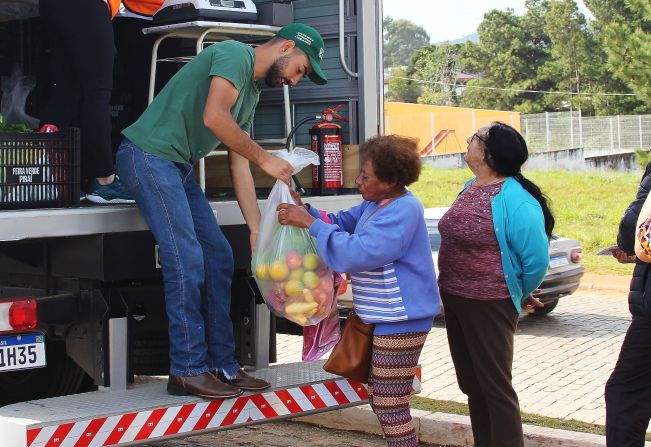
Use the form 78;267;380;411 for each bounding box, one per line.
360;134;421;187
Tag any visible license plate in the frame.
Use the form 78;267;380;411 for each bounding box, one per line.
549;255;569;269
0;333;46;372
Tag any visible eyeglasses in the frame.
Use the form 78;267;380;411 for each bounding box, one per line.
469;132;486;144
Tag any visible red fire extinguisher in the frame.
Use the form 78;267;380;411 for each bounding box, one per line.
309;105;348;195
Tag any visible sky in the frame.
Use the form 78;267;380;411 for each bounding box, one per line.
382;0;593;43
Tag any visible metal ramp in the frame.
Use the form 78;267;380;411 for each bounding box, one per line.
0;361;422;447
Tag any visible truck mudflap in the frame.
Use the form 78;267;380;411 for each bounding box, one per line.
0;360;422;447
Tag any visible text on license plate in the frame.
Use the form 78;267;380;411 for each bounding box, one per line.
549;255;569;269
0;333;46;372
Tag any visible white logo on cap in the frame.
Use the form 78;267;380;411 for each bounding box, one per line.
295;32;314;46
318;47;324;60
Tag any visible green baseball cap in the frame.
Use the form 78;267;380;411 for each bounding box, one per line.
276;23;328;85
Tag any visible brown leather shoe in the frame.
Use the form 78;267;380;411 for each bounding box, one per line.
167;372;243;399
217;369;271;391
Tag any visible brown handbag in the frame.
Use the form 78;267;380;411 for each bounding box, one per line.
323;311;374;383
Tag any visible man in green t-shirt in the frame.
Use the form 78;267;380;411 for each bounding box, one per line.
115;23;327;399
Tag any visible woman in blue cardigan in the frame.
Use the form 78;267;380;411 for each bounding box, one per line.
437;122;554;447
277;135;440;447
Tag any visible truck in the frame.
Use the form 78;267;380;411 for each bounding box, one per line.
0;1;420;446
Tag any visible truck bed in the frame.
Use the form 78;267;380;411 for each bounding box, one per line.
0;195;362;242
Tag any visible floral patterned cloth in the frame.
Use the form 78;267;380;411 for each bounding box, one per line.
637;216;651;258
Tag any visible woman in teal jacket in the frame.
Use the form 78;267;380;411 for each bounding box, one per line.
437;122;554;447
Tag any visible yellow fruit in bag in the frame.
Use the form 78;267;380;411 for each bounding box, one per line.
255;263;270;281
269;260;289;281
284;300;319;325
289;268;304;281
302;271;320;288
303;289;315;302
285;301;318;315
303;252;320;270
284;279;304;297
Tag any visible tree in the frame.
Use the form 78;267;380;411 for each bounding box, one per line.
383;17;430;69
385;67;421;103
542;0;599;112
454;0;648;114
581;0;651;113
583;0;629;29
409;44;462;106
386;1;651;113
457;8;548;111
597;0;651;104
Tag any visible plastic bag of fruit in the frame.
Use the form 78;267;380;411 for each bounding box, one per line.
252;148;336;326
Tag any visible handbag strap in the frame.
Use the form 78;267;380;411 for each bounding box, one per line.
361;192;405;227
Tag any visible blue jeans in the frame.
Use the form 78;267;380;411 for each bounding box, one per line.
116;139;240;378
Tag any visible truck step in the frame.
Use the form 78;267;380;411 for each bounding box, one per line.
0;361;422;447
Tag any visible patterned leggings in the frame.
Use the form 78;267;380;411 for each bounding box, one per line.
368;332;428;447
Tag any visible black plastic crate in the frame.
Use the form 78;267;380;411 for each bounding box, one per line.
0;128;80;210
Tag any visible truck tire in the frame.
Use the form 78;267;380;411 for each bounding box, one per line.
530;298;559;316
0;340;94;406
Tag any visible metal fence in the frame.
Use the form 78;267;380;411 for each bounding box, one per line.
521;111;651;155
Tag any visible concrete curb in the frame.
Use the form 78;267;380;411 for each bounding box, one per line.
578;283;629;293
578;273;630;294
293;405;646;447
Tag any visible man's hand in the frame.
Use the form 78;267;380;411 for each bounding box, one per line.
260;155;293;185
277;203;315;228
612;248;637;264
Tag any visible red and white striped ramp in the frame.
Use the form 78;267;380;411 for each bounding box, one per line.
0;361;422;447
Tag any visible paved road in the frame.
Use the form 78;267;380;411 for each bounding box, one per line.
142;420;436;446
275;288;630;426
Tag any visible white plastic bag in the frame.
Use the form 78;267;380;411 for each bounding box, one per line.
252;148;336;326
0;65;39;130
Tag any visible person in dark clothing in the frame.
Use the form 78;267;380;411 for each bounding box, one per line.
39;0;133;204
112;1;171;127
605;162;651;446
113;16;158;127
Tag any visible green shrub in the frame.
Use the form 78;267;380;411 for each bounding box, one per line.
635;149;651;171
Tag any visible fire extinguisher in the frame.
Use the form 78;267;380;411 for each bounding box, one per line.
309;105;348;196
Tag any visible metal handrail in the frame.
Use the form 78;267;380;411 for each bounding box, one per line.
339;0;358;78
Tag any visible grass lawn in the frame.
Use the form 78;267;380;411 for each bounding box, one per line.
411;165;640;276
410;396;651;441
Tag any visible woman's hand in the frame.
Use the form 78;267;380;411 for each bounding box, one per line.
613;248;636;264
290;189;304;207
277;203;315;228
522;292;544;311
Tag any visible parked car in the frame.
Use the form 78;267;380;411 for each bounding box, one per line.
425;207;584;316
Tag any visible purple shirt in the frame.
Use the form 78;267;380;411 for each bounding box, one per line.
437;181;510;301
